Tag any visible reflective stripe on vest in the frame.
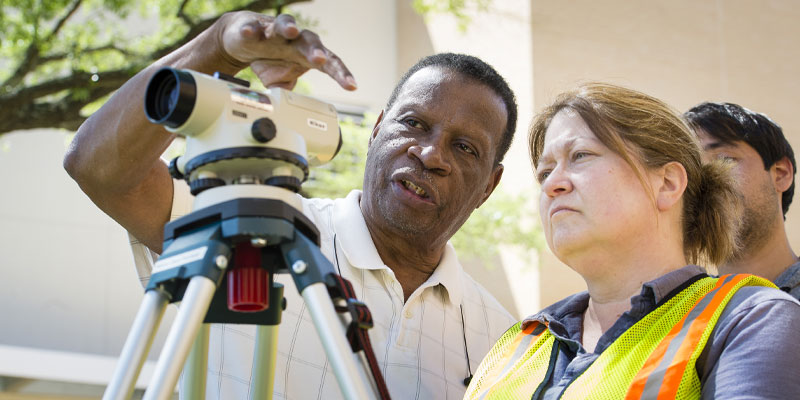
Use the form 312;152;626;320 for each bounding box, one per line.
464;274;775;400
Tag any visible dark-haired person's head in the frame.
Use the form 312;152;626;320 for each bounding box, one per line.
360;53;516;249
684;102;796;217
684;102;796;268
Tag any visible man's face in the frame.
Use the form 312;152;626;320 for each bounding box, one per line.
360;67;507;245
697;129;781;256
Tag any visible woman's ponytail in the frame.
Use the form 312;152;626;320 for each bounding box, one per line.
683;159;742;266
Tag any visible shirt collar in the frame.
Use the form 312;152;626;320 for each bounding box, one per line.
521;264;708;329
773;260;800;291
332;190;464;306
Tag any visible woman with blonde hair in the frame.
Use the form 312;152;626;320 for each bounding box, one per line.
465;83;800;399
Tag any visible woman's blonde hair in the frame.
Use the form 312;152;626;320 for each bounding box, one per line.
529;83;740;265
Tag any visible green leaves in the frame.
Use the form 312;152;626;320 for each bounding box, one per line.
411;0;491;32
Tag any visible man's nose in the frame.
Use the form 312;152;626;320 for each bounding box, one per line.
408;138;452;175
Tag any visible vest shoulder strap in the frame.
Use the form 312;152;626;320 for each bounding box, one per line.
562;274;774;400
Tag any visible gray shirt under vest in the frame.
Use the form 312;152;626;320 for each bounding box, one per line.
774;259;800;300
521;265;800;400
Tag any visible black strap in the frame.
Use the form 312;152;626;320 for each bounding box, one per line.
326;273;392;400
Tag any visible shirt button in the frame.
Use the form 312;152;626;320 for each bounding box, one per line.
404;310;413;319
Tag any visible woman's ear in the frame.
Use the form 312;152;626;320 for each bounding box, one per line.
656;161;688;211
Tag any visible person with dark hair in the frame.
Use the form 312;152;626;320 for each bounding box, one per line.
63;12;518;399
465;83;800;399
684;102;798;299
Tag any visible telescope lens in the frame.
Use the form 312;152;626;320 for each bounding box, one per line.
144;68;196;128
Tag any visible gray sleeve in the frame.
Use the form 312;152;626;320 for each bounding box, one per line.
699;286;800;399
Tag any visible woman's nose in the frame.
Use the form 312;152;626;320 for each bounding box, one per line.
541;166;573;197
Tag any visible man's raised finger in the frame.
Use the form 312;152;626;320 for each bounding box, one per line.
274;14;300;39
319;52;357;91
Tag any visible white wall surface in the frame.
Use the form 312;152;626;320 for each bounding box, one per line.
0;129;176;358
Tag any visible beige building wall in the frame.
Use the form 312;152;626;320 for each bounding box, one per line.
530;0;800;307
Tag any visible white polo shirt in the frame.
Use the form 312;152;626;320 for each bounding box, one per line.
130;186;516;399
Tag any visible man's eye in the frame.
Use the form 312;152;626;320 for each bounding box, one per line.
457;143;476;155
403;118;424;129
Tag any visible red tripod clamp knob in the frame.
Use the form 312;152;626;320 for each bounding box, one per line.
227;242;269;312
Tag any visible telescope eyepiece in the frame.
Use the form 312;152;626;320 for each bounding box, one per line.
144;68;196;128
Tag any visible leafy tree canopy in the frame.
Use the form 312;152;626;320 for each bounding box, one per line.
0;0;304;135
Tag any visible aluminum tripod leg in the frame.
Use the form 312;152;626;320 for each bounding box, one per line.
302;282;374;400
144;276;217;400
249;325;280;399
104;288;169;400
181;324;210;399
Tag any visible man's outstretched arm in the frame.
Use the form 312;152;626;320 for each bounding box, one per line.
64;12;356;253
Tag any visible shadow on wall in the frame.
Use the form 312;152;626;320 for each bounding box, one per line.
396;0;436;81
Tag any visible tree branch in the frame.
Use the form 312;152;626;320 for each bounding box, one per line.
1;0;84;90
48;0;84;40
0;69;136;108
177;0;195;27
0;71;136;134
38;44;137;64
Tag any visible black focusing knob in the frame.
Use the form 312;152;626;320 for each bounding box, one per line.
266;176;301;193
212;71;250;88
252;118;277;143
190;178;226;195
168;157;184;180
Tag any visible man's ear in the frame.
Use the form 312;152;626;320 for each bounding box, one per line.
478;164;504;208
771;156;794;194
368;109;385;147
655;161;688;211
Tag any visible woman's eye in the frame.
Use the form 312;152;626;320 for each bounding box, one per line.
537;171;551;182
573;151;590;160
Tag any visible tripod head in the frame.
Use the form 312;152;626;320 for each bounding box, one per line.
143;68;344;313
144;67;341;195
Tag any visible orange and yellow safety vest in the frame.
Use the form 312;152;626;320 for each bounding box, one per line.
464;274;775;400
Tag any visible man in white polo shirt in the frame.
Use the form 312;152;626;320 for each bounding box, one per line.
65;11;518;399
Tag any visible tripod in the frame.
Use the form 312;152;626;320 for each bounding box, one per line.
103;184;380;400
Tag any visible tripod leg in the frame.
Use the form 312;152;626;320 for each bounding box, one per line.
249;325;279;400
181;324;209;400
144;276;217;400
104;288;170;400
302;283;374;400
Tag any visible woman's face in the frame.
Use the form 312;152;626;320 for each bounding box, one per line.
535;110;657;267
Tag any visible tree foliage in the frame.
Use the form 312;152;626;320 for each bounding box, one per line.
0;0;307;135
412;0;492;31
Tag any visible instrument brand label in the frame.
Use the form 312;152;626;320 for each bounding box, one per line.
153;246;208;274
307;118;327;131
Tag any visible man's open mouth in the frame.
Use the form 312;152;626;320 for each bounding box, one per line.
401;179;428;198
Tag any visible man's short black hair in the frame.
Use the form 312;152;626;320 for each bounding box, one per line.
386;53;518;165
684;102;796;216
